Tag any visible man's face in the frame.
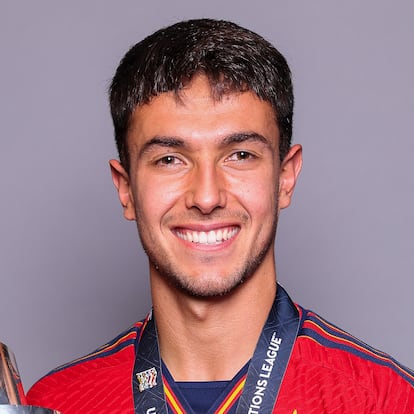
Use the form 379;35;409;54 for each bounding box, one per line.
110;76;302;297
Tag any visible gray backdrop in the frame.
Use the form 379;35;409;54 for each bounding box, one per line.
1;1;413;389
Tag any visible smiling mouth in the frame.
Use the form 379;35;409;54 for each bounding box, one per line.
175;227;239;245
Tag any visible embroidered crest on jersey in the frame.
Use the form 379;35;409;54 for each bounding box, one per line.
136;367;158;392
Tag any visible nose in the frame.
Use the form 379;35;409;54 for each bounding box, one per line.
185;163;226;214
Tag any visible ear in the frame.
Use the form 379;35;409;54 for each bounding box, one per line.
278;144;303;210
109;159;136;221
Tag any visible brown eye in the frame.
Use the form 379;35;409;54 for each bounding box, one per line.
236;151;251;160
157;155;181;165
227;151;255;161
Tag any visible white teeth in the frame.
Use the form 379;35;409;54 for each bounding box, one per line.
177;228;238;245
199;232;208;244
207;231;216;244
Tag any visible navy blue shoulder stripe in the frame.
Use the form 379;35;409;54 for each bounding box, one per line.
48;321;143;374
297;307;414;386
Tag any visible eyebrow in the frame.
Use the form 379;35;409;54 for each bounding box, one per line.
138;136;185;158
221;132;270;147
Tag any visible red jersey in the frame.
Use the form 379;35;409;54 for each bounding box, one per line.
28;303;413;413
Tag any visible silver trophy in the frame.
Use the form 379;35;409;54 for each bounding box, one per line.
0;342;59;414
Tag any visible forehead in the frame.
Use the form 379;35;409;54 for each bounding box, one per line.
127;76;279;147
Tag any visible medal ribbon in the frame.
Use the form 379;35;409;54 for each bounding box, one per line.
133;285;299;414
133;310;168;414
235;284;299;413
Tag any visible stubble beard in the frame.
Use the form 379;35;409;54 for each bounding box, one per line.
136;209;279;298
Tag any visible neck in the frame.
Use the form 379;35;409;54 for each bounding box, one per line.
151;268;277;381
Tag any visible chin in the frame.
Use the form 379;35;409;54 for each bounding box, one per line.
156;266;252;298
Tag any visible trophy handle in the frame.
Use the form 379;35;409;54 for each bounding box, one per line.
0;343;60;413
0;343;26;405
0;407;60;413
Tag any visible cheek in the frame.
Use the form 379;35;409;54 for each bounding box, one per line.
135;176;184;218
231;170;278;215
243;188;276;218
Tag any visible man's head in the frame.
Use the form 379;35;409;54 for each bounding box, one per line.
109;18;294;171
109;19;302;298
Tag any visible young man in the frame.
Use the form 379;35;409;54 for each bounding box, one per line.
28;19;413;413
